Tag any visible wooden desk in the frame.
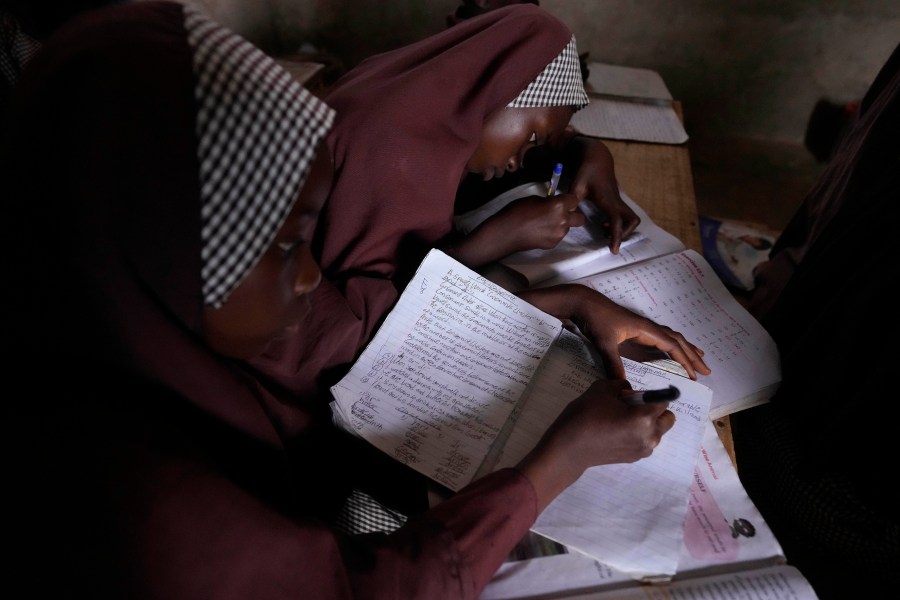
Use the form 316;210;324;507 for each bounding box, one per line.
603;138;700;250
600;107;737;467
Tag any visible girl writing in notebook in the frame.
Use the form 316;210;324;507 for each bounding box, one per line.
4;3;701;597
252;4;711;408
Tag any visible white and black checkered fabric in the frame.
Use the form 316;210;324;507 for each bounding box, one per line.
0;12;41;87
507;35;588;110
333;488;408;536
183;6;335;308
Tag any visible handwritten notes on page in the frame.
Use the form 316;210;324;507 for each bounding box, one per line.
676;419;785;575
332;249;714;578
330;249;562;491
575;249;781;419
482;419;791;600
490;328;712;579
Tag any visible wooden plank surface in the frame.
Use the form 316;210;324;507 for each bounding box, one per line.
604;138;701;252
599;108;737;468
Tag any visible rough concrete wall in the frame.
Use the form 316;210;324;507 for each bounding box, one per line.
269;0;448;75
543;0;900;143
206;0;899;145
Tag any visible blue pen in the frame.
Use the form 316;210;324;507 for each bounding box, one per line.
547;162;563;196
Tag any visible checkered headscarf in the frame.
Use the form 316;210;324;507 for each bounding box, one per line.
507;35;588;110
0;11;41;88
183;6;335;308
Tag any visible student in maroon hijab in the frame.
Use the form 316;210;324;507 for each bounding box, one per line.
730;42;900;599
252;5;710;400
3;3;684;598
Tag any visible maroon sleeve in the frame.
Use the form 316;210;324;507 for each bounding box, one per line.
344;468;539;599
126;455;536;600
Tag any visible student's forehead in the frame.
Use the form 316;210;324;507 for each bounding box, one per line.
493;107;550;131
482;106;567;140
525;106;570;127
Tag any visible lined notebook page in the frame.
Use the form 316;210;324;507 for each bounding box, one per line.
330;250;562;491
493;329;712;579
573;249;780;419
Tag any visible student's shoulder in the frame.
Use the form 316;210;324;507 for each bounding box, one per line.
478;3;570;35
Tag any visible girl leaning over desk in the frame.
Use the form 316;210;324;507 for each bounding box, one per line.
252;4;710;414
3;2;703;598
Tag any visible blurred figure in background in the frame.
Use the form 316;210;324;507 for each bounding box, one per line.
732;41;900;599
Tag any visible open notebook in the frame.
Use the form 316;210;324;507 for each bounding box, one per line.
455;183;781;420
331;249;713;579
482;420;816;600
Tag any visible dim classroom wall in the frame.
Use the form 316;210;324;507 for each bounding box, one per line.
187;0;900;146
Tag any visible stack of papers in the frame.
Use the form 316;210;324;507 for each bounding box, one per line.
571;62;689;144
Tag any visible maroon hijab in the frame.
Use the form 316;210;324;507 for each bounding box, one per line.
0;2;365;596
3;5;543;598
253;5;583;399
1;0;339;442
1;0;435;593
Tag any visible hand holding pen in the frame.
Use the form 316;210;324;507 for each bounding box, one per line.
621;385;680;406
518;379;676;504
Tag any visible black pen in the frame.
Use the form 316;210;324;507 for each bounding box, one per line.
621;385;680;405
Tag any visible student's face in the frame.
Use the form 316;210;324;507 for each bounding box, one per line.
466;105;573;180
201;143;333;360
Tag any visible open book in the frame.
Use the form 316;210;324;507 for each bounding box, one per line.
455;185;781;420
482;420;818;599
571;247;779;420
331;249;715;578
566;565;817;599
